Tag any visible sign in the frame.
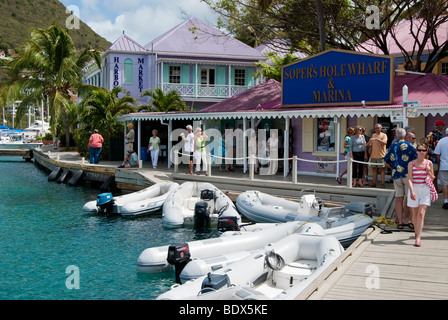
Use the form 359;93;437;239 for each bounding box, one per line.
404;100;420;118
282;49;394;107
113;57;120;87
138;58;144;93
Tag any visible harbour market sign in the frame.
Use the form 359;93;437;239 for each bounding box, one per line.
282;49;394;107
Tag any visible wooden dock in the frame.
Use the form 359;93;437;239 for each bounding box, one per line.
303;197;448;300
0;148;33;161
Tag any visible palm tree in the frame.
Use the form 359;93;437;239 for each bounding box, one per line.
255;52;299;82
140;88;188;112
76;86;137;158
3;24;102;147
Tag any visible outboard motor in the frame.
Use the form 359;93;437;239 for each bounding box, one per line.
200;189;216;201
167;243;191;283
96;193;115;214
194;201;210;231
201;272;231;294
218;216;240;232
201;189;216;212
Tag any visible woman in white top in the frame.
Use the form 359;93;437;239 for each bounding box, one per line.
148;129;161;169
407;139;434;247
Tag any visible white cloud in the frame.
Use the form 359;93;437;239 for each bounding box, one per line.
79;0;218;45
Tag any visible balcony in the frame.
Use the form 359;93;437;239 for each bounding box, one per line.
162;83;252;99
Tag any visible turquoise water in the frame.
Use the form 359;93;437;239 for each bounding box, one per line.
0;156;217;300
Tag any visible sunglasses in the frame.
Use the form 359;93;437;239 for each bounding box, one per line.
417;149;427;152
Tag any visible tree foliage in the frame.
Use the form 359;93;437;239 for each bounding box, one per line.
203;0;448;72
140;88;188;112
1;24;102;146
75;86;137;159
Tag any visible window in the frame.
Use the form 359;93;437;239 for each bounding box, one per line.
124;58;133;84
201;68;215;86
316;118;335;152
441;62;448;75
169;66;181;83
234;69;246;86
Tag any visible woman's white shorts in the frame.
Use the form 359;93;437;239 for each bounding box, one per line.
407;184;431;207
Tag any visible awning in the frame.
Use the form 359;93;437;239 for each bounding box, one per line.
117;104;448;123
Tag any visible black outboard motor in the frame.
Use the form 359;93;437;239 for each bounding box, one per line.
96;193;115;214
201;272;231;294
194;201;210;231
200;189;216;201
218;216;240;232
167;243;191;283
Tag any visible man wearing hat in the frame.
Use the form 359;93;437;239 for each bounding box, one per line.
125;123;135;152
427;119;446;192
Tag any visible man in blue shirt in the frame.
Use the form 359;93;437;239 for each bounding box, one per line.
427;119;446;192
384;128;418;228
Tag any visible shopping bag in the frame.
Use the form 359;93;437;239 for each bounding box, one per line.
425;176;438;202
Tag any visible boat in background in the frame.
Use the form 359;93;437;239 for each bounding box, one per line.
0;130;43;149
23;120;51;142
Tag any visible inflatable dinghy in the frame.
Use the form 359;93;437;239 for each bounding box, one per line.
236;190;373;247
136;221;312;274
82;182;179;217
156;224;344;300
162;182;241;228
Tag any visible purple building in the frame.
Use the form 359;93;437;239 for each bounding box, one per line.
84;17;266;109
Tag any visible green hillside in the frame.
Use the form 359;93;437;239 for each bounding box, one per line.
0;0;111;55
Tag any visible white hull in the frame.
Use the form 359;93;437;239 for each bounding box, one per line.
136;221;314;274
162;182;241;227
236;190;373;247
156;227;344;300
82;182;179;217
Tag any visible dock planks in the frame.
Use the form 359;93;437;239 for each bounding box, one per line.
308;225;448;300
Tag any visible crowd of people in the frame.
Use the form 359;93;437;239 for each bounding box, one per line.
338;120;448;247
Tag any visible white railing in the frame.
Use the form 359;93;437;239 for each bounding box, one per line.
162;83;252;99
172;151;385;188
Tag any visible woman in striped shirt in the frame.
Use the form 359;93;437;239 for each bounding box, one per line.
407;139;435;247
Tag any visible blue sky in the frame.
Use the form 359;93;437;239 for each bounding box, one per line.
59;0;218;46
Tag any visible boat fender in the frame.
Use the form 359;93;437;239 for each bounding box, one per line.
100;176;116;193
167;243;192;283
48;167;63;182
57;169;72;184
194;201;210;232
68;170;84;186
217;216;240;232
200;272;231;294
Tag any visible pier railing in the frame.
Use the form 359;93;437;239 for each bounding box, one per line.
172;152;385;188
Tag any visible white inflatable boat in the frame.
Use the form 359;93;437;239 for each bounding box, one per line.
162;182;241;228
82;182;179;217
137;221;312;274
156;225;344;300
236;190;373;247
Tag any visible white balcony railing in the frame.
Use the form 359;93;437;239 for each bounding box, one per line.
162;83;252;99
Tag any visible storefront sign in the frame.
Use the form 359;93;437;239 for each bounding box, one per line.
113;57;120;87
282;49;394;107
138;58;144;92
